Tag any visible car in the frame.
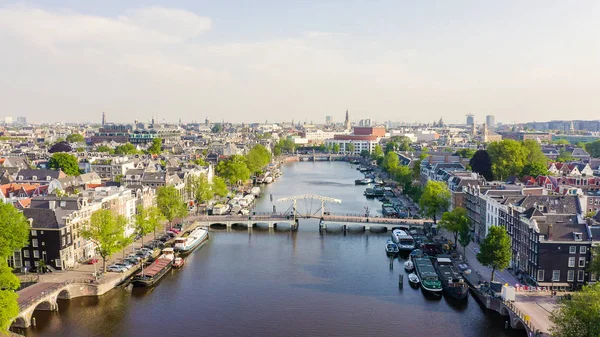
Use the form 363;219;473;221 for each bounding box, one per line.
169;228;181;234
107;265;126;273
127;254;142;261
87;258;99;265
166;231;176;237
159;236;170;242
114;263;132;270
124;258;140;265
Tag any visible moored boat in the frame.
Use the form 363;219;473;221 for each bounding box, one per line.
132;248;175;287
173;227;209;254
404;259;414;271
391;229;416;251
413;257;442;294
433;257;468;300
385;239;399;256
408;273;420;285
172;257;185;269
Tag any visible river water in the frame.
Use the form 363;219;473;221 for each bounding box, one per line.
22;162;524;337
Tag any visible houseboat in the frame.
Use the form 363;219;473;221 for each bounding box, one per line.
391;229;416;251
433;257;469;300
132;248;175;287
413;257;442;294
173;227;209;254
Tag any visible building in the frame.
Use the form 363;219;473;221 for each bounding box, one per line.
325;126;386;155
16;117;27;126
466;114;474;126
344;110;351;131
90;157;135;181
486;115;495;129
325;116;332;126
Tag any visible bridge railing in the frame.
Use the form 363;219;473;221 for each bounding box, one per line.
18;277;107;311
504;300;545;336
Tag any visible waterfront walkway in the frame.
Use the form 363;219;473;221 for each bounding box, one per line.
452;234;555;335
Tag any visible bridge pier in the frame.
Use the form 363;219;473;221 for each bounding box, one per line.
268;221;275;228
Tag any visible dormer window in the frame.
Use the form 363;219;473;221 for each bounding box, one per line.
32;176;37;181
573;232;583;241
46;176;51;180
18;175;23;180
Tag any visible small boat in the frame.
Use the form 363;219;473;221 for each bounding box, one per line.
374;178;384;185
172;257;185;269
404;259;414;271
132;248;175;287
385;239;399;255
391;229;416;251
265;176;273;184
408;273;420;285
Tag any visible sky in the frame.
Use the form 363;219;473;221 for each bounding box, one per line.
0;1;599;125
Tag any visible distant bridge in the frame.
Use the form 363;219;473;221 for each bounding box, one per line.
296;154;348;162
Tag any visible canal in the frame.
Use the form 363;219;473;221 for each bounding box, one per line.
22;161;525;337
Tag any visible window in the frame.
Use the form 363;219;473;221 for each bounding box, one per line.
62;237;66;246
568;257;575;267
578;270;585;282
537;270;545;281
32;239;38;248
34;261;39;267
580;246;587;254
33;250;39;258
552;270;560;281
55;259;61;268
579;257;586;267
567;270;574;282
31;230;37;236
41;241;45;246
24;260;30;267
23;250;29;258
569;246;576;254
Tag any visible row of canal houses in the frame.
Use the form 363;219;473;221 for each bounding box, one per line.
421;152;600;290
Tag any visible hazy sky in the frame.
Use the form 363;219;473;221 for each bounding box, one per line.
0;1;599;125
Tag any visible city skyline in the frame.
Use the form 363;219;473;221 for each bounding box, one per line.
1;1;599;124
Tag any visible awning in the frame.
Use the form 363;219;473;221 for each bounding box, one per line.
538;282;570;287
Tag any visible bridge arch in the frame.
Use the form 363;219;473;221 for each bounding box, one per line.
33;299;56;311
12;316;27;328
57;288;71;300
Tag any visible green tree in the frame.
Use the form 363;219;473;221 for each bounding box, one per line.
48;152;80;176
190;174;215;205
585;140;600;158
554;139;570;146
550;283;600;337
66;133;85;143
391;136;412;151
245;144;272;174
382;151;399;172
391;165;412;186
211;123;223;133
360;150;370;158
332;143;340;154
371;144;384;160
419;181;450;224
523;140;548;167
412;159;422;180
347;142;355;154
81;209;127;272
0;203;30;258
134;206;165;244
587;246;600;277
97;145;115;154
458;224;472;262
385;141;397;154
476;226;511;283
273;145;282;156
487;139;529;180
147;138;162;155
216;155;251;185
439;207;470;248
454;148;476;158
557;150;574;163
0;260;20;332
522;162;549;177
157;186;187;226
114;143;139;155
212;176;229;198
470;150;494;181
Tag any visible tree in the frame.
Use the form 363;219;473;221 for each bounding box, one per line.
48;141;73;153
454;148;476;159
212;176;228;198
371;144;384;161
522;162;548;177
211;123;223;133
81;209;127;272
419;181;450;224
523;140;548;167
439;207;470;248
487;139;528;181
216;155;251;185
469;150;494;181
0;260;20;332
134;206;164;244
97;145;115;154
332;143;340;154
66;133;85;143
382;151;399;172
554;139;570;146
412;159;422;180
48;152;80;176
458;224;472;262
476;226;511;283
385;141;397;154
550;283;600;337
347;142;355;154
585;140;600;158
360;150;370;158
147;138;162;155
157;186;188;227
246;144;272;174
190;174;215;205
114;143;139;155
273;145;282;156
588;246;600;278
391;136;412;151
557;150;574;163
0;202;30;258
391;165;412;186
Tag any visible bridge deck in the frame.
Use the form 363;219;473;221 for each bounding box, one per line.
195;213;429;226
17;282;61;309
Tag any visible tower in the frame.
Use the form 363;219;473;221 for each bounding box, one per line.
466;114;474;126
344;109;351;131
102;112;106;126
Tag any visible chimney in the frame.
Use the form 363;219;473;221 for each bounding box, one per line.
548;223;553;241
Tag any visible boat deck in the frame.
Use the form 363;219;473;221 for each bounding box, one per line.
143;258;171;277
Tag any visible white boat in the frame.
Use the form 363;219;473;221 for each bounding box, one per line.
173;227;209;253
250;187;261;196
392;229;416;251
408;273;420;284
404;259;414;271
212;203;230;215
265;176;273;184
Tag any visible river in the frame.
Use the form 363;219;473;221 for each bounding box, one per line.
20;161;525;337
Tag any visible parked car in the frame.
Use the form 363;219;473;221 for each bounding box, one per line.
159;236;170;242
127;254;142;261
169;228;182;234
107;265;126;273
87;258;99;265
114;263;132;271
